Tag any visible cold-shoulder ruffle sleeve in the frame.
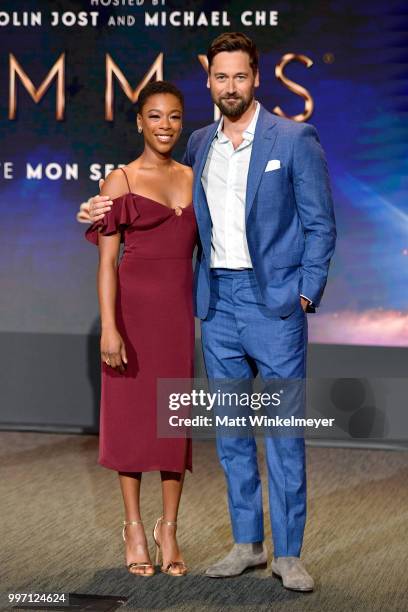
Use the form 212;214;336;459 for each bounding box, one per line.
85;193;140;245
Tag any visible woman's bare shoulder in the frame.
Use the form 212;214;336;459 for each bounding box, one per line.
100;168;129;199
174;161;193;180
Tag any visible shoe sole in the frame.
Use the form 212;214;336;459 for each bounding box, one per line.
206;561;268;578
272;570;314;592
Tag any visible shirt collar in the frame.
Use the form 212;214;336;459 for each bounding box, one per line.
215;101;260;144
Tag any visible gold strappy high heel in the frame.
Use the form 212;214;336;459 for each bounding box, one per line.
153;517;187;576
122;520;155;577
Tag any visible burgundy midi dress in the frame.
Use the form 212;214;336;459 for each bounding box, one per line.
85;171;197;473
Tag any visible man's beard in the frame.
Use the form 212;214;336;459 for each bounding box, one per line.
216;92;254;118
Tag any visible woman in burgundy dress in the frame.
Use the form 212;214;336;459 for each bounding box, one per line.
85;82;196;577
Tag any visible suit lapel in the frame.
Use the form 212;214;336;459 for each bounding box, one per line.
192;122;218;258
193;122;219;215
192;108;278;253
245;106;278;221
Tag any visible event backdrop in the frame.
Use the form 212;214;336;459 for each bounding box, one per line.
0;0;407;346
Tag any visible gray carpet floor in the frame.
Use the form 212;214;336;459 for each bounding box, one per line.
1;432;407;612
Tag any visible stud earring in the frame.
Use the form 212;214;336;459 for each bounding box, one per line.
138;126;143;133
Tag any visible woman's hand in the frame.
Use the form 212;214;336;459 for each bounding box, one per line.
101;327;128;373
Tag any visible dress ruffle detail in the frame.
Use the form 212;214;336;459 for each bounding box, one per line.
85;193;140;245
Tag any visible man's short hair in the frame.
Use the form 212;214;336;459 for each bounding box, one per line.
207;32;259;74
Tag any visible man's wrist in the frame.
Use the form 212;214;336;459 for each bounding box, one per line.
300;294;316;313
300;294;313;305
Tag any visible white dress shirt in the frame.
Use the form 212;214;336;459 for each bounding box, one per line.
201;101;313;305
201;101;260;269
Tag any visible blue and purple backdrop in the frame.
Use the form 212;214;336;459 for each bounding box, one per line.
0;0;407;347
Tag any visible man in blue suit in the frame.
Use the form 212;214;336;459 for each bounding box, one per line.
182;32;335;590
85;32;336;591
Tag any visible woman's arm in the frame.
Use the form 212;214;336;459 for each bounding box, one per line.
97;233;127;371
96;170;129;372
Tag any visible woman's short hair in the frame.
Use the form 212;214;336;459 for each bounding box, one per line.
137;81;184;113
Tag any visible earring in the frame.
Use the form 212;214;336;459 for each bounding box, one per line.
138;126;143;133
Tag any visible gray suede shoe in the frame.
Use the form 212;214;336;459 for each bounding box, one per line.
205;543;268;577
272;556;314;591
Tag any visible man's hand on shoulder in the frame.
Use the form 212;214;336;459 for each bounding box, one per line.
76;199;92;224
76;178;112;224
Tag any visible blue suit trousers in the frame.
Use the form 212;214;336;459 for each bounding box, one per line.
201;269;307;557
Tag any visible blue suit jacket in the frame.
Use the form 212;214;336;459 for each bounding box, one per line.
183;105;336;320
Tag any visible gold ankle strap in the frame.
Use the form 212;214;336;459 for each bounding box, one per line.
160;517;177;526
122;519;143;542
